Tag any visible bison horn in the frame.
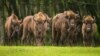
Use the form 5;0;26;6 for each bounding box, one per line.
32;16;37;22
93;16;96;23
83;16;86;19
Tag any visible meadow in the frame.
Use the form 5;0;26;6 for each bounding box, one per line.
0;46;100;56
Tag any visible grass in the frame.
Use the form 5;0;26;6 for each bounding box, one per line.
0;46;100;56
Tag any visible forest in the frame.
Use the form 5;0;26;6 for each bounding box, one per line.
0;0;100;46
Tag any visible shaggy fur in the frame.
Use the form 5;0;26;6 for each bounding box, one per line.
82;15;97;46
5;13;21;45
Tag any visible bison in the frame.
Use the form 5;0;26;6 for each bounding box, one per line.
21;16;36;45
5;13;21;45
52;12;69;46
82;15;97;46
21;12;50;46
64;10;79;46
33;12;50;46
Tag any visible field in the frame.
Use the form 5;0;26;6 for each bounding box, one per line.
0;46;100;56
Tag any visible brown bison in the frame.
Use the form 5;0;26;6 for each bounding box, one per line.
82;15;97;46
21;16;35;45
52;12;69;46
52;10;79;46
5;13;21;45
64;10;79;46
33;12;50;46
21;12;50;46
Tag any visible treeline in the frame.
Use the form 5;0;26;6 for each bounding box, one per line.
0;0;100;45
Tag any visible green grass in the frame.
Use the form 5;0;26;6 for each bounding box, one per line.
0;46;100;56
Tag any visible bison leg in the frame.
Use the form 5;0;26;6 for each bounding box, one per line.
4;32;8;45
60;35;65;45
91;35;95;46
7;31;14;45
72;33;77;46
21;28;27;45
86;34;94;46
52;27;57;46
52;23;57;45
83;34;89;46
69;36;73;46
28;33;32;45
83;35;86;46
73;31;78;46
55;31;60;46
6;30;13;45
26;33;30;45
91;38;95;46
60;29;66;46
30;32;35;45
35;36;43;46
67;33;73;46
27;32;33;45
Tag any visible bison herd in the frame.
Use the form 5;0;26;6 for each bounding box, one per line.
4;10;97;46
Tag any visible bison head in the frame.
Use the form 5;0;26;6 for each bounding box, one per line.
11;19;22;37
35;20;47;35
33;12;49;37
13;20;22;31
64;10;78;30
82;15;95;33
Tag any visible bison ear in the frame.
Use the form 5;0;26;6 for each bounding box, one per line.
83;16;86;19
82;16;86;23
75;14;79;19
93;16;95;19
